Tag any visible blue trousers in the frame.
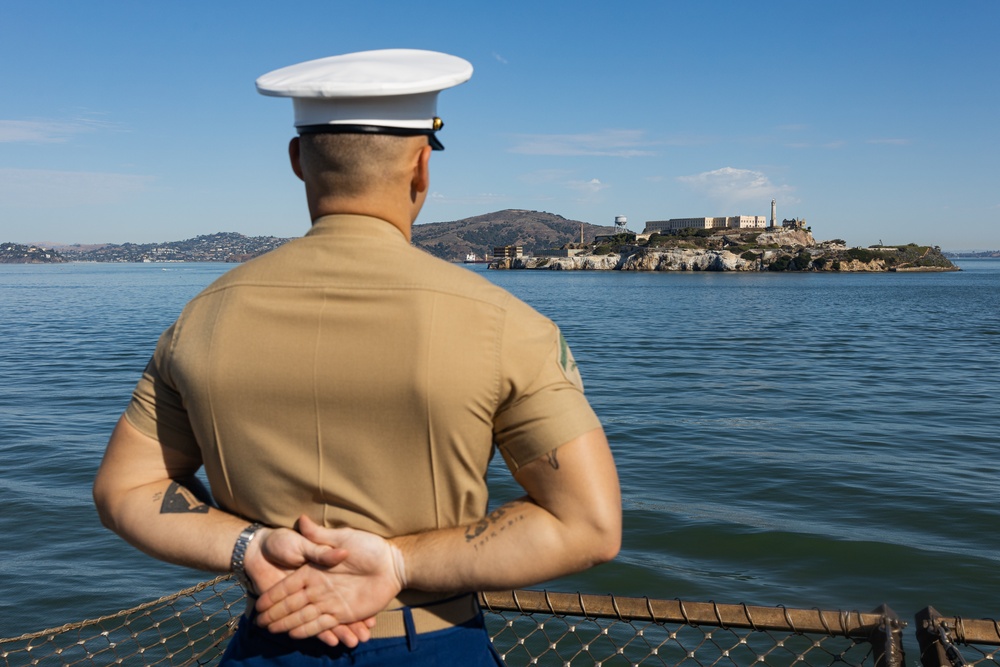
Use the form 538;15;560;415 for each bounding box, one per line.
219;610;504;666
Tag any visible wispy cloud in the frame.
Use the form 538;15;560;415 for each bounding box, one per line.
0;120;84;143
867;138;911;146
493;52;508;65
0;116;120;143
677;167;796;204
509;129;657;157
517;169;610;200
0;168;154;206
566;178;608;195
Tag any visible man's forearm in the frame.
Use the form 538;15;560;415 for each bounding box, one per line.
94;418;373;649
394;427;621;593
93;416;351;596
95;474;249;572
392;495;618;593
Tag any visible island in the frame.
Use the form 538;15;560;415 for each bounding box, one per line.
491;227;958;273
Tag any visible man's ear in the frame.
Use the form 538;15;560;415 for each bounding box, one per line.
288;137;304;181
411;143;432;194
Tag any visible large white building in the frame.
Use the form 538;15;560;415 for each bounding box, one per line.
643;216;767;234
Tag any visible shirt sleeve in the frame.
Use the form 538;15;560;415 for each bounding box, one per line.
123;322;201;457
492;303;602;472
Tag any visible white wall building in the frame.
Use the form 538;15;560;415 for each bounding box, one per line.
643;216;767;234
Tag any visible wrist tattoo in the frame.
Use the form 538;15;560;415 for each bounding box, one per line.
159;480;210;514
465;501;526;551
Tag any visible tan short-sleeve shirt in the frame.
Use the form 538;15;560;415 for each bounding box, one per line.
125;214;601;537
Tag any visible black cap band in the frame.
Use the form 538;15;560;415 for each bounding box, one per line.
297;124;444;150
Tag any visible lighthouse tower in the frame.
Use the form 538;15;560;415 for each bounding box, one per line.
770;199;777;228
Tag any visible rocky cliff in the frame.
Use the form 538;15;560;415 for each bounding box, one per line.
496;237;957;272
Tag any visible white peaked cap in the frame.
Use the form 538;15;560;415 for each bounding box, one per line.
256;49;473;150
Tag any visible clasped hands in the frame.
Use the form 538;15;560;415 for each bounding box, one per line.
244;515;406;648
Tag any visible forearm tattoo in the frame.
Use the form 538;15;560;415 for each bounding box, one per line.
465;501;526;551
156;480;210;514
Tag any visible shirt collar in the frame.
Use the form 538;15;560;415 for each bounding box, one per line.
306;214;408;243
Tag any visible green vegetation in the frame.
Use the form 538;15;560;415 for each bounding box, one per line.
791;249;813;270
833;244;954;270
770;255;792;271
684;228;716;238
645;233;669;247
846;248;877;263
591;233;635;254
893;243;954;268
768;249;814;272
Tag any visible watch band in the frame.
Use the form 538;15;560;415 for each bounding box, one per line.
231;522;264;594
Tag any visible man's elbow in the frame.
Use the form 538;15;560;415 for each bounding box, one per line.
575;504;621;567
92;477;114;531
92;468;125;534
590;515;622;565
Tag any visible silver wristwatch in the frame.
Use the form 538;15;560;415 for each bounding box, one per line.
231;522;264;594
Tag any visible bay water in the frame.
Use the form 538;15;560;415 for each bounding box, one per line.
1;260;997;640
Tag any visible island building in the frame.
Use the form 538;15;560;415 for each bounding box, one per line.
493;245;524;260
771;199;777;227
642;216;767;234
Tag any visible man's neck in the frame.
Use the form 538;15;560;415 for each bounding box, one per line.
309;198;417;242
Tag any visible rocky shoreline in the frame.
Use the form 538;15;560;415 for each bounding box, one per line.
492;229;958;273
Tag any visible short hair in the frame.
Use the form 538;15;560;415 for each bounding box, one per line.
298;133;413;198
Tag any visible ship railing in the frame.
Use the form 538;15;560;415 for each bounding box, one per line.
481;589;900;667
915;607;1000;667
2;576;998;667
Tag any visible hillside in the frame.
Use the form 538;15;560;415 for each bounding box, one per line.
412;209;616;260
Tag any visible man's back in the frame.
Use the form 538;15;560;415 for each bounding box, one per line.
125;214;598;537
95;50;619;664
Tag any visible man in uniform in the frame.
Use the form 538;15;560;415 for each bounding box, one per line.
93;49;621;666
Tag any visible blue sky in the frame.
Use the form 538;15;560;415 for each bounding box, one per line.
1;1;997;250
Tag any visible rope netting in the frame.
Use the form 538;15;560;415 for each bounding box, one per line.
485;607;873;667
0;577;244;667
3;579;996;667
481;591;887;667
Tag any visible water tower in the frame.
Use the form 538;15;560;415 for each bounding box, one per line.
614;215;628;234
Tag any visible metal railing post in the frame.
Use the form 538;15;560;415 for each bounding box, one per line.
916;606;969;667
870;604;906;667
